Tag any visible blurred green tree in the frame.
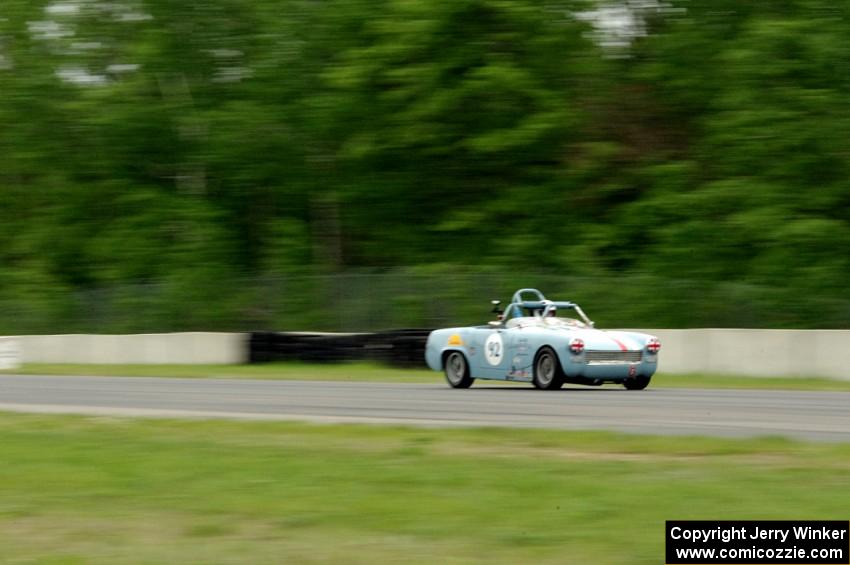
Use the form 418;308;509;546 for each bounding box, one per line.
1;0;849;332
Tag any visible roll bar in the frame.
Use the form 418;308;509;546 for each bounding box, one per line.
510;288;546;304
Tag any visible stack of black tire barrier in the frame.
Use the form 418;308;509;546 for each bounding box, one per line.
249;329;434;368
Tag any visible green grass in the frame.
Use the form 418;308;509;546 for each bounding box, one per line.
5;362;850;391
0;413;848;564
4;361;438;382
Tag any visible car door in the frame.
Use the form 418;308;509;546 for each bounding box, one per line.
469;326;512;379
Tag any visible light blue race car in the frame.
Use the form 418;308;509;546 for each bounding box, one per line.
425;288;661;390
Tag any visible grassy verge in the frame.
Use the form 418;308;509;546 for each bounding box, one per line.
3;361;437;382
5;362;850;391
1;413;849;564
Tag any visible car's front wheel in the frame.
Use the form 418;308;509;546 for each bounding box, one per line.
533;347;564;390
444;351;474;389
623;376;651;390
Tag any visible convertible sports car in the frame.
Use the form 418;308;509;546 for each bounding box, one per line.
425;288;660;390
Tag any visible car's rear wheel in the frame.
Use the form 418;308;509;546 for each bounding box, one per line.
533;347;564;390
623;375;651;390
444;351;474;389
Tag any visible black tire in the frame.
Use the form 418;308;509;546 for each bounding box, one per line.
444;351;474;389
533;347;564;390
623;375;651;390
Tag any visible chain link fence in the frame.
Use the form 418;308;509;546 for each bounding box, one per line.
2;270;849;334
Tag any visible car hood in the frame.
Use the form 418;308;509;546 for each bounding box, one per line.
514;325;652;351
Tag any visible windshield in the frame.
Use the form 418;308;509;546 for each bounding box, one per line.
501;300;594;328
504;314;588;329
541;316;588;329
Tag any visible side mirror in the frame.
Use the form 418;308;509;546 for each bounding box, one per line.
490;299;503;315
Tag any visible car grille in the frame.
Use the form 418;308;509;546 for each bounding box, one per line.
585;350;642;364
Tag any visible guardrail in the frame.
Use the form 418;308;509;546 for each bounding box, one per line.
0;337;20;370
9;333;248;365
647;329;850;380
249;330;432;367
4;329;850;380
5;330;429;367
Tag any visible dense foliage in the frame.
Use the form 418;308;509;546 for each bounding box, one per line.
2;0;849;332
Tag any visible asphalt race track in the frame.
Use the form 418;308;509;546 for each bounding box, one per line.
1;375;849;441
